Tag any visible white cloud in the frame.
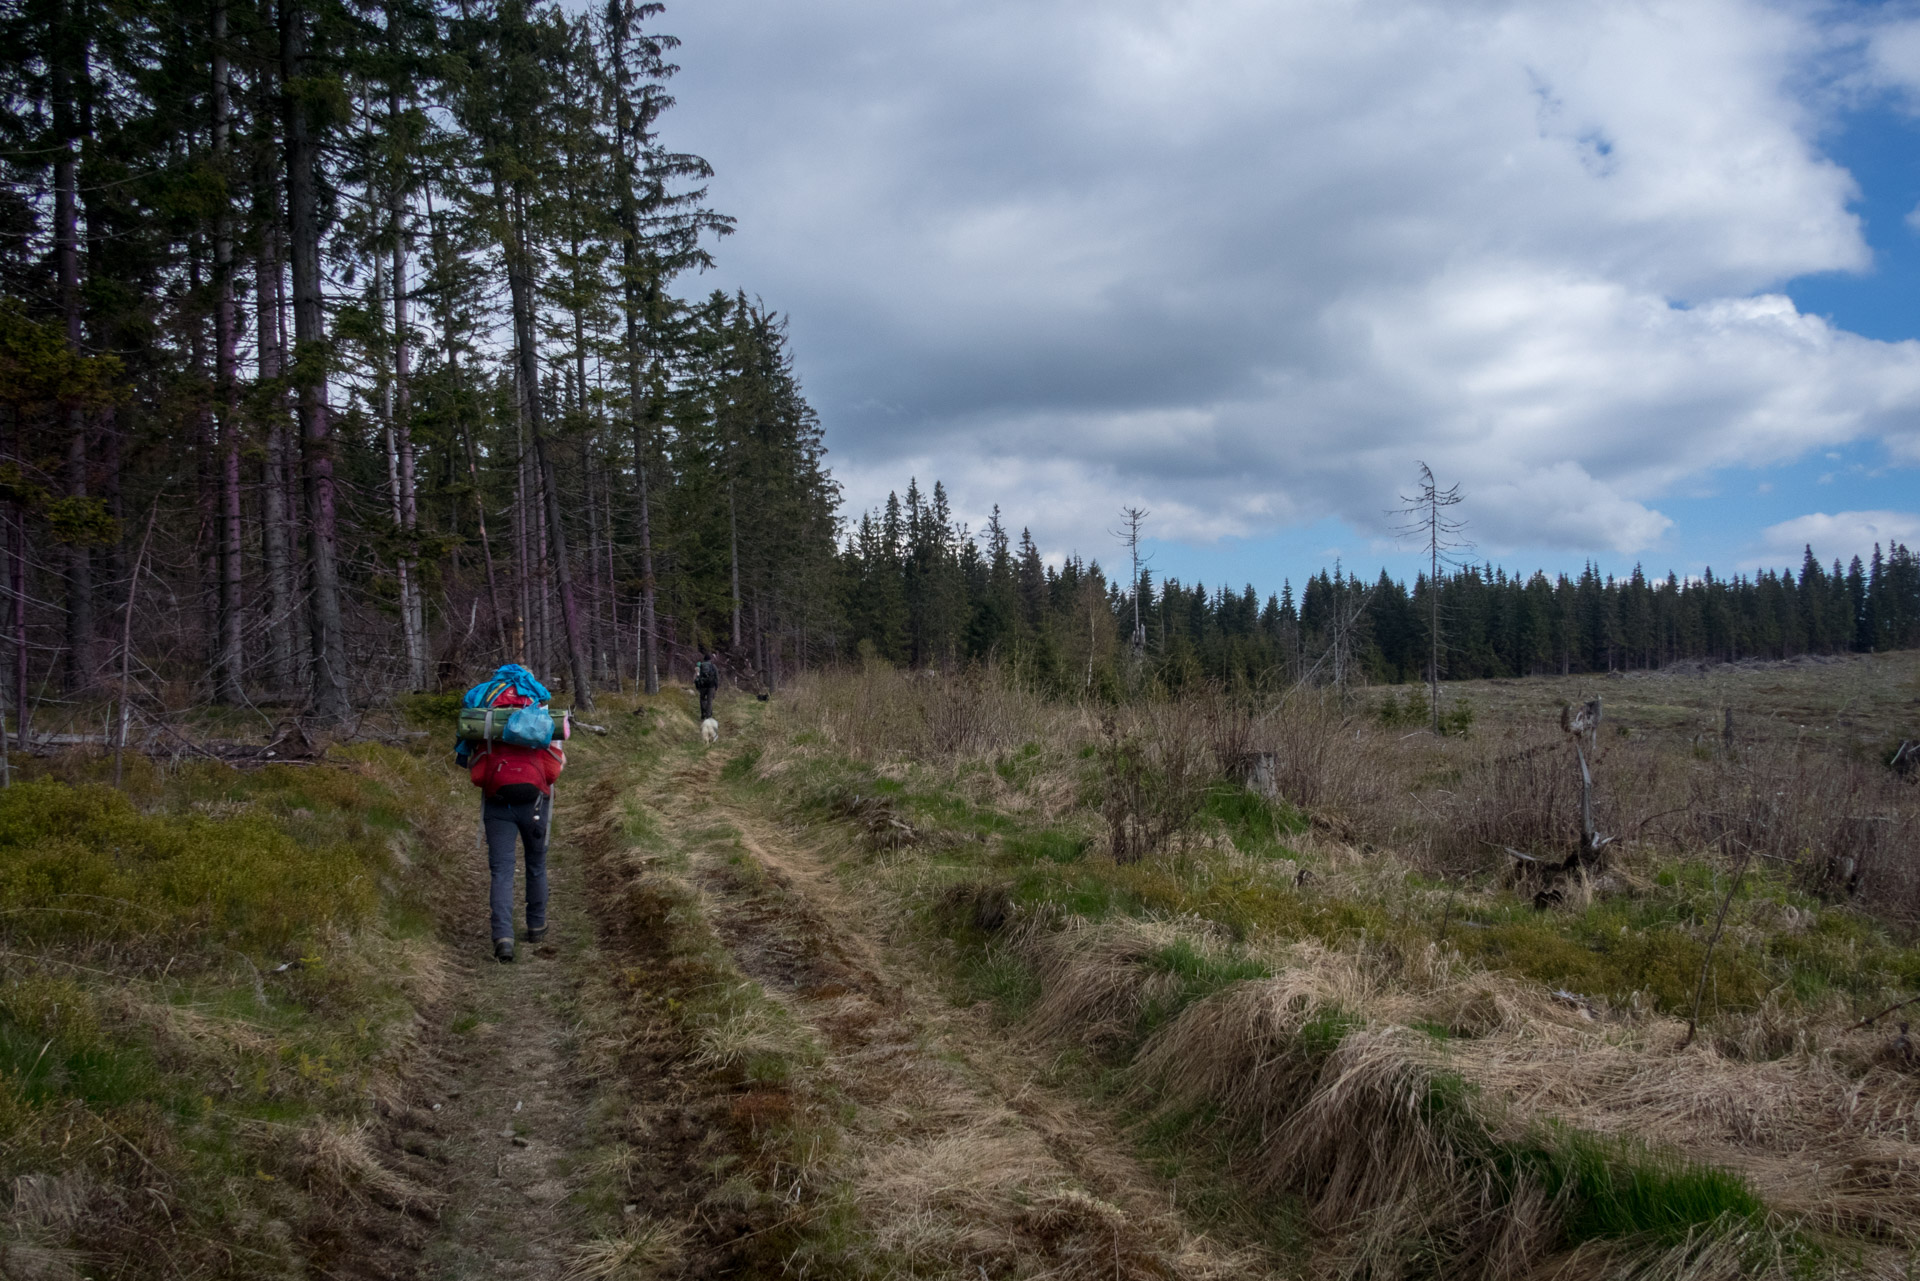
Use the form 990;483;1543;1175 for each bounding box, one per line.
1757;510;1920;566
662;0;1920;558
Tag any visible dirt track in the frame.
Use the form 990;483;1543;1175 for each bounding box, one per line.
333;715;1269;1280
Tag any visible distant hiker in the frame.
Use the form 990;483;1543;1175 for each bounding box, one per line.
694;648;719;721
456;664;567;963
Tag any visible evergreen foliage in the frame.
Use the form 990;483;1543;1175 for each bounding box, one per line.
839;483;1920;692
0;0;838;722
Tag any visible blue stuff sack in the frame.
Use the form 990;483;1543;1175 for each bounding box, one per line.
462;664;552;709
502;704;555;749
455;664;555;761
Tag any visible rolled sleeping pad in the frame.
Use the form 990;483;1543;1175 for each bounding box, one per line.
458;704;570;746
457;705;511;742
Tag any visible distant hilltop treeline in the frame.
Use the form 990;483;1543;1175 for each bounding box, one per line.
840;481;1920;692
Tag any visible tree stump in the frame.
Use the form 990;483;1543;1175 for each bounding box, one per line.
1229;751;1279;800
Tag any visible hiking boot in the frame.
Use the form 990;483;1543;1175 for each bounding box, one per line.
494;938;515;963
526;926;547;944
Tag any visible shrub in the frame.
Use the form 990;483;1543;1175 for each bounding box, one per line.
1098;702;1218;863
398;690;462;729
1258;692;1391;825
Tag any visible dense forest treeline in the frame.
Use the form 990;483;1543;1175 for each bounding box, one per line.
2;0;840;734
838;480;1920;697
5;0;1918;737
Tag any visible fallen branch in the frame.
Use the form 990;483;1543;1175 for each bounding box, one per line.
1551;988;1600;1018
20;731;318;766
1846;993;1920;1033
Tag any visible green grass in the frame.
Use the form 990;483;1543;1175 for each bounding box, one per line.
1198;783;1306;853
1140;939;1271;1031
1444;867;1920;1016
1003;827;1091;865
955;948;1042;1015
1507;1126;1767;1246
0;983;158;1108
721;746;763;781
0;742;465;1278
994;741;1045;789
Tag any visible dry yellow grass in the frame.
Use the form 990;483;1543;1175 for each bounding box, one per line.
750;659;1920;1274
1016;915;1920;1269
296;1120;445;1210
559;1219;688;1280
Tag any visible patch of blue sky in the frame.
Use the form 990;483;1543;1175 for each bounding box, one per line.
1786;101;1920;343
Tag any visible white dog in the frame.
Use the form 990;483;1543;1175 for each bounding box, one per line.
701;717;720;744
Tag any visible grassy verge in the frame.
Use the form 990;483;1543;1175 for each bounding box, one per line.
733;684;1920;1275
0;742;465;1278
769;737;1920;1025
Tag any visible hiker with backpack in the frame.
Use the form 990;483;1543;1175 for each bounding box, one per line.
694;648;719;722
456;664;568;963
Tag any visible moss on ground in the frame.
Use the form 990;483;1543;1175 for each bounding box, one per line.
0;740;465;1277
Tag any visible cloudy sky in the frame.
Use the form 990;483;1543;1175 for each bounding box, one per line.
658;0;1920;591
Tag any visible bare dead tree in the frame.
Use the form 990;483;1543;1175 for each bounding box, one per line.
1283;563;1376;700
1111;506;1150;663
114;499;160;787
1396;462;1470;734
1561;696;1611;867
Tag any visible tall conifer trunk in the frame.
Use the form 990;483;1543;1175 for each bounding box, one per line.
212;0;244;702
387;38;425;690
620;260;659;694
52;0;92;691
424;189;507;662
281;0;350;719
505;185;594;707
729;481;741;649
635;423;658;692
607;3;660;694
256;171;297;695
512;401;529;664
190;249;218;665
9;520;22;749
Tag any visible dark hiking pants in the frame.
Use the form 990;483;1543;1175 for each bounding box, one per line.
483;790;550;943
698;685;715;719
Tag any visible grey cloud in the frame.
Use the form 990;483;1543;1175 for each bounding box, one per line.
663;0;1919;557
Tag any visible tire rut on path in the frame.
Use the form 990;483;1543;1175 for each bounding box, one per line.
411;844;594;1281
655;748;1268;1280
333;798;606;1281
